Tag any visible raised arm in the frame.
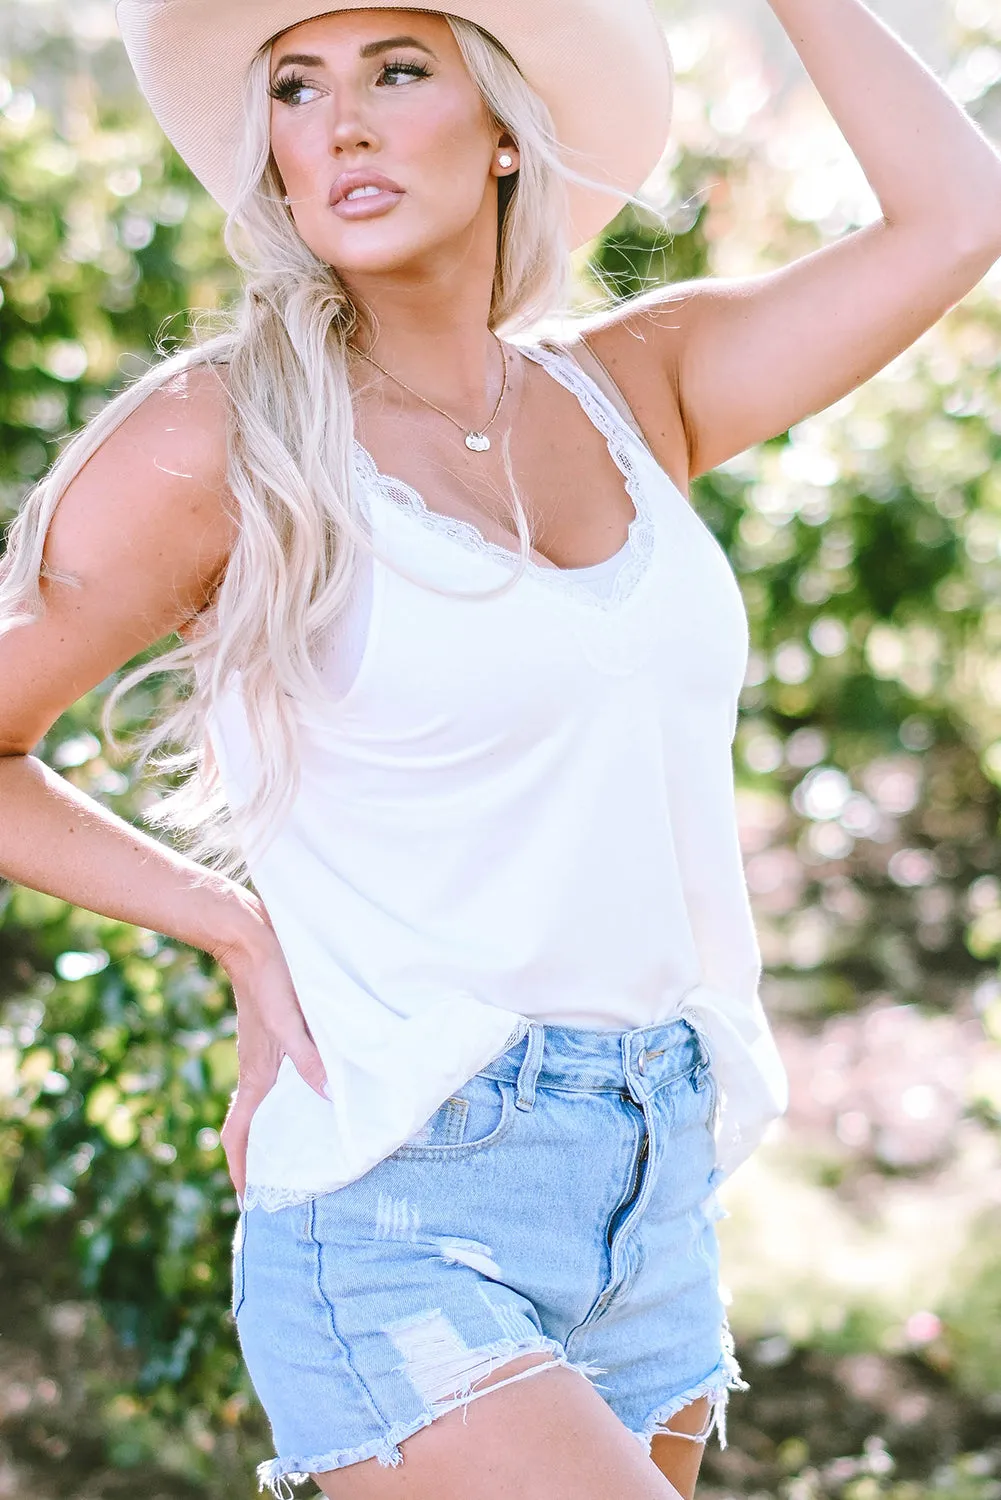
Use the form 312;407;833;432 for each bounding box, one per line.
586;0;1001;483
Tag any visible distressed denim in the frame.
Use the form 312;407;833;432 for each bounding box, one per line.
231;1014;748;1496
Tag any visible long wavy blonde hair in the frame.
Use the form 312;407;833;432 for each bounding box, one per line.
0;14;622;883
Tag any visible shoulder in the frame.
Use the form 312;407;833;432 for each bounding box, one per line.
147;360;236;640
82;358;234;520
129;357;232;479
51;357;238;640
0;360;237;755
559;286;702;501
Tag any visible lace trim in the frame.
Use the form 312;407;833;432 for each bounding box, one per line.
350;340;657;614
242;1182;320;1213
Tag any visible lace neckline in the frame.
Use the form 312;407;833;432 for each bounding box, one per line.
350;339;658;613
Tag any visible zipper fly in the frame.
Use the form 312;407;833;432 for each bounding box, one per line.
607;1094;650;1248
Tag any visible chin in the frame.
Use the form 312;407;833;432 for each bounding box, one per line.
306;205;483;279
321;243;430;277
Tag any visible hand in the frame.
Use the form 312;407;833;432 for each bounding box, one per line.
212;899;328;1201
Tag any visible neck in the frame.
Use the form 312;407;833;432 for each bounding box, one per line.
341;228;504;414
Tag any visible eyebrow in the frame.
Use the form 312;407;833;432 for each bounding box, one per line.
271;37;438;73
360;35;438;60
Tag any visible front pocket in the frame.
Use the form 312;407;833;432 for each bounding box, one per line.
231;1208;247;1318
392;1072;515;1158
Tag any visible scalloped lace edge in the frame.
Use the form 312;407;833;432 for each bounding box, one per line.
350;340;657;613
242;1182;324;1213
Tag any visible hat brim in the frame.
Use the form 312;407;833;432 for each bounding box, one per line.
115;0;673;250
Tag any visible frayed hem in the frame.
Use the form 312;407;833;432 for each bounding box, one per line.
632;1326;750;1454
255;1417;423;1496
427;1338;610;1423
256;1343;610;1494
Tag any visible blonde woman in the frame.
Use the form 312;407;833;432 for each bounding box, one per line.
2;2;1000;1496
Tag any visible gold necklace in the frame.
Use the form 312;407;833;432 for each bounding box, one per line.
349;334;508;453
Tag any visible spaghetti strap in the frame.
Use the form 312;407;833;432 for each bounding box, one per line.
518;338;653;460
560;339;653;455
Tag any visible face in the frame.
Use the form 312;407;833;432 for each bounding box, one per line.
267;9;519;281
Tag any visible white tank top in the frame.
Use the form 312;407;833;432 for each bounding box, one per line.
206;340;789;1210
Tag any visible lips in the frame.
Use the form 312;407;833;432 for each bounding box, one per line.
329;169;404;207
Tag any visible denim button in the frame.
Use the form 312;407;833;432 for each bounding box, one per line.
636;1049;647;1075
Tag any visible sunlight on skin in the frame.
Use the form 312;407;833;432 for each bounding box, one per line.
307;1354;707;1497
650;1394;712;1499
267;9;517;315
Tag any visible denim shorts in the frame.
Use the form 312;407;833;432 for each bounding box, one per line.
231;1015;749;1496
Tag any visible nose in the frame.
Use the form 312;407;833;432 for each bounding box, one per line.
327;90;378;157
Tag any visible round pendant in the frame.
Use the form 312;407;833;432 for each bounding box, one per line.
465;431;491;452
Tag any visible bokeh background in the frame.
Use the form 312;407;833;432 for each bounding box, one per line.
1;0;1000;1495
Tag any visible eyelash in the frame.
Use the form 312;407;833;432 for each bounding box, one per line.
269;58;432;104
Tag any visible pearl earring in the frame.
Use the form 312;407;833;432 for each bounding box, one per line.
283;194;291;205
498;153;514;169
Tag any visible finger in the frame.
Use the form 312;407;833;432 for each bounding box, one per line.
221;1085;264;1194
280;1026;329;1099
220;1115;249;1199
234;1062;280;1103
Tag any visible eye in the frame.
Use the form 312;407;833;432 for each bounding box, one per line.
378;58;432;86
268;70;318;106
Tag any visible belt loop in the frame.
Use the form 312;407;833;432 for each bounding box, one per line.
682;1013;712;1084
515;1023;545;1111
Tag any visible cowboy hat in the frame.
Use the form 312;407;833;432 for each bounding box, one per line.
114;0;674;249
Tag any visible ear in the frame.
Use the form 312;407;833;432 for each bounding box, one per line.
492;130;520;177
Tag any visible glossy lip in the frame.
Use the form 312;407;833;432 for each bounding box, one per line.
331;189;405;221
330;168;404;208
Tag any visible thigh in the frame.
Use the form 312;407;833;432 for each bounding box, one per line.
649;1395;712;1500
312;1353;685;1500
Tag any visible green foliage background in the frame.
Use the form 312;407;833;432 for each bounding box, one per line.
1;1;1000;1495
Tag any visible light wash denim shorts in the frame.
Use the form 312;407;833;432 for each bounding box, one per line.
231;1015;749;1497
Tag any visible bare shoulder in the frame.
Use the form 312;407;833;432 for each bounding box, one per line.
123;357;233;513
567;286;701;502
49;358;238;632
0;358;237;755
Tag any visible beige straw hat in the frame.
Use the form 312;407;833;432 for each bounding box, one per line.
114;0;674;249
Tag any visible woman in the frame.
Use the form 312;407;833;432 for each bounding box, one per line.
1;0;999;1494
